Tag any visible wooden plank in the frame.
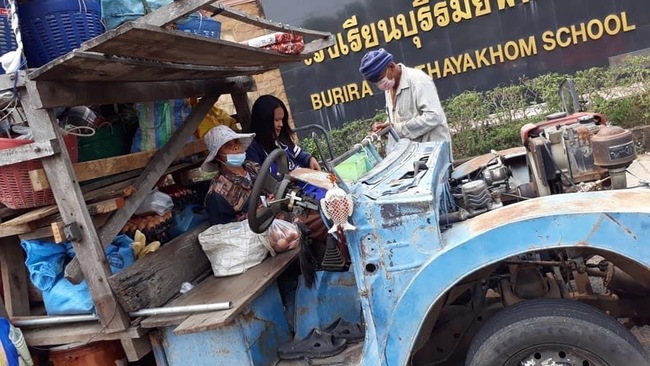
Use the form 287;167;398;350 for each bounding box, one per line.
0;198;124;239
136;0;238;27
0;205;60;226
108;223;211;312
20;322;145;346
141;248;299;331
205;3;331;37
65;95;219;284
19;214;110;242
29;139;208;191
83;24;312;68
29;77;256;109
0;139;61;167
29;51;269;83
21;89;131;332
0;236;30;316
121;336;152;362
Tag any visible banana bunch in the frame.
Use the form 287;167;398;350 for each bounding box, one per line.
132;230;161;259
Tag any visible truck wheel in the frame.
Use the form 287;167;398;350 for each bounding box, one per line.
465;298;648;366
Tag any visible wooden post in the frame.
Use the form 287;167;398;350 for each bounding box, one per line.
64;94;221;284
231;92;251;131
0;236;30;316
20;86;131;332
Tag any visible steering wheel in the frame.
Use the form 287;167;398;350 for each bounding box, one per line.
248;148;292;233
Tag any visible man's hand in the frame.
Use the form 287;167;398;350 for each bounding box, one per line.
308;157;321;171
371;121;390;133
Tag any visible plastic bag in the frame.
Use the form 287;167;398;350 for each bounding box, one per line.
131;99;193;153
134;189;174;216
198;220;269;277
268;219;300;254
169;204;208;239
102;0;172;30
21;235;135;315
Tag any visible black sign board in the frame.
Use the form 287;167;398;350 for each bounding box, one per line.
259;0;650;132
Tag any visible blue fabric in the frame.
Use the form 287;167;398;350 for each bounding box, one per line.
170;204;209;238
102;0;172;30
0;319;19;366
22;235;135;315
359;48;394;82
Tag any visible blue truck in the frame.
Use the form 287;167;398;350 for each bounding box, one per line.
246;104;650;365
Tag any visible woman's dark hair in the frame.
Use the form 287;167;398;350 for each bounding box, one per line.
249;95;295;153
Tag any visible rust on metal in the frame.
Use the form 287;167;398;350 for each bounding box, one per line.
604;213;637;240
468;190;650;236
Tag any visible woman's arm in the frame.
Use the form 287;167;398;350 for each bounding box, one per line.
293;144;320;170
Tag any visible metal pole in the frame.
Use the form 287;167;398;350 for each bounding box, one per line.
11;302;234;327
11;314;98;327
129;302;233;317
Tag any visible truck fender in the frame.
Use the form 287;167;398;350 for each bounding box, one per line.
383;190;650;366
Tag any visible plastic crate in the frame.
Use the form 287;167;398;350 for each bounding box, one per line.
0;135;78;209
0;8;17;74
335;152;370;181
176;15;221;39
18;0;104;68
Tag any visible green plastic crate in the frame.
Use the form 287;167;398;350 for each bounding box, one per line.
335;152;370;181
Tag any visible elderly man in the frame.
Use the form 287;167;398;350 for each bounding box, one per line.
359;48;451;148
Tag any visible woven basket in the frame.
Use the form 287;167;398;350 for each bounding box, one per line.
0;135;78;209
18;0;104;68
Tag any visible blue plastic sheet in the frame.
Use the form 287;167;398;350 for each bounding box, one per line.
21;235;135;315
0;319;19;366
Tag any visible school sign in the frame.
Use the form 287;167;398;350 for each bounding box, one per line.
259;0;650;131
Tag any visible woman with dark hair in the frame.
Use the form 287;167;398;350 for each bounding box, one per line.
246;94;321;172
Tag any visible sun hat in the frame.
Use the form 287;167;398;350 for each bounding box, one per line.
359;48;394;83
201;125;255;172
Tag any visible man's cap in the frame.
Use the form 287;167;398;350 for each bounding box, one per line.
359;48;394;83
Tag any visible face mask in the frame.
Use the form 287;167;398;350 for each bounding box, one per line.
376;76;395;91
223;153;246;167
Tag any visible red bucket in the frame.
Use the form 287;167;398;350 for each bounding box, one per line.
0;134;78;209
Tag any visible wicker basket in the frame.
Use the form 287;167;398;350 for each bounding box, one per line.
0;135;78;209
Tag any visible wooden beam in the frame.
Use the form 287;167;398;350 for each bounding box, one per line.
29;139;208;191
231;92;251;131
141;248;299;331
21;88;131;332
65;95;219;284
135;0;223;27
0;205;60;226
0;236;30;316
19;214;110;242
205;3;332;37
109;223;210;312
20;321;145;346
121;336;152;362
0;139;61;167
27;77;255;109
0;199;124;239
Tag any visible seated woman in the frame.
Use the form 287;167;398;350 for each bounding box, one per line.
201;125;259;226
246;95;319;170
245;95;327;201
202;125;329;288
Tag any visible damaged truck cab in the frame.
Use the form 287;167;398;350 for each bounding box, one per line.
254;110;650;365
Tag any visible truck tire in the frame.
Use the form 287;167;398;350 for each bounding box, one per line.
465;298;649;366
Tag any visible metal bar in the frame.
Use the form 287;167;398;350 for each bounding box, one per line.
12;314;98;327
11;302;234;327
329;126;393;167
293;124;334;161
130;302;233;317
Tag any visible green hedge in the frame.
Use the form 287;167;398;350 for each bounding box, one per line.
302;56;650;161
